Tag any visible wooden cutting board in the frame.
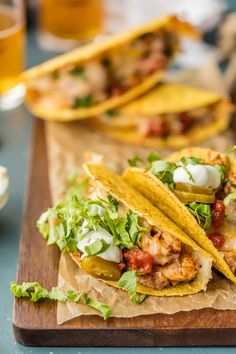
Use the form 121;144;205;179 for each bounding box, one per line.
13;119;236;347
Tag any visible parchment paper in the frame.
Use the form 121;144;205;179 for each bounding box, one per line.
45;64;236;324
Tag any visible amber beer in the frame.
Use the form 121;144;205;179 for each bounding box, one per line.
39;0;103;51
0;5;24;95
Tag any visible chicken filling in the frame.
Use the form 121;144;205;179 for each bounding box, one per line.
125;226;198;290
147;151;236;274
101;105;216;138
28;30;178;110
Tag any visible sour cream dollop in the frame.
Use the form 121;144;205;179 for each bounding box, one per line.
0;166;9;210
173;164;221;189
77;225;122;263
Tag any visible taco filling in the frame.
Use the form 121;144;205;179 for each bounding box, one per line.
126;150;236;276
37;180;200;291
37;159;212;301
27;30;178;111
100;103;218;138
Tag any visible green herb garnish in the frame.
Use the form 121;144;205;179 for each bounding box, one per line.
128;156;144;167
226;146;236;155
73;95;93;108
69;66;85;77
106;109;119;118
51;70;60;80
147;152;160;164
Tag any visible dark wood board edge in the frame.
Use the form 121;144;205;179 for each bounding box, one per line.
12;327;236;347
12;119;236;347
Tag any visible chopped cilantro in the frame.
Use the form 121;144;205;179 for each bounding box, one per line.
73;95;93;108
69;66;85;77
105;109;119;118
147;152;160;164
51;70;60;80
128;156;144;167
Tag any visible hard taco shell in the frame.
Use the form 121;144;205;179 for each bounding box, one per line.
70;160;212;297
90;83;231;149
123;147;236;283
22;16;199;122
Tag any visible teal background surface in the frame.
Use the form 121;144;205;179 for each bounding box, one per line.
1;4;236;352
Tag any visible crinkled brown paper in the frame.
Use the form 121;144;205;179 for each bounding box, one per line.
45;63;236;324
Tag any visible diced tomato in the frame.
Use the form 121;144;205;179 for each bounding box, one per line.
208;233;225;249
123;249;154;274
118;262;126;271
179;112;192;128
137;53;167;74
111;85;125;97
139;116;169;137
211;200;225;229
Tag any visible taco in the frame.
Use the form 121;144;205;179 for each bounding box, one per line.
22;16;199;121
37;159;212;299
90;83;231;148
123;148;236;283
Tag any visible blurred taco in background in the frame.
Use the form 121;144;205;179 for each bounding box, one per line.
90;83;231;148
37;157;212;301
22;16;199;122
124;147;236;283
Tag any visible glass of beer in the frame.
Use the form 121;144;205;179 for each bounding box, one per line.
0;0;25;111
38;0;103;52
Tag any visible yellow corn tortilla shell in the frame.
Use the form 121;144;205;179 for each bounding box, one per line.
70;161;212;297
90;101;230;149
22;16;199;122
100;83;224;124
123;147;236;283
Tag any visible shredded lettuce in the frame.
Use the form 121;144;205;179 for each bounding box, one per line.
37;188;146;253
178;157;202;183
85;239;109;256
149;160;176;190
147;152;160;164
63;174;89;201
224;193;236;221
10;281;112;320
186;202;212;230
118;271;146;304
225;145;236;155
10;282;67;302
224;193;236;206
179;156;202;165
214;164;228;183
82;293;112;320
